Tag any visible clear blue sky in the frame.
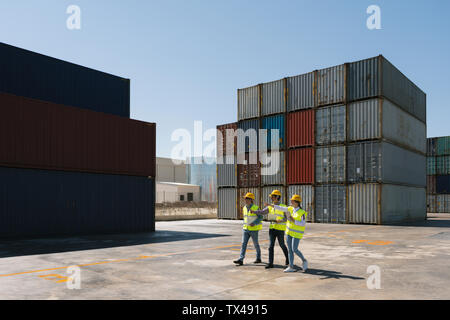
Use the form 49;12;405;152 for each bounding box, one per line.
1;1;449;158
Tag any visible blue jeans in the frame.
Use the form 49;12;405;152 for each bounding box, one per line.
286;234;306;267
239;229;261;261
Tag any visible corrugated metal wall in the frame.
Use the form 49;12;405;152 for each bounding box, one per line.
261;114;285;150
316;105;346;145
435;156;450;175
348;99;380;142
348;57;379;101
261;79;285;116
317;65;345;106
436;137;450;156
287;148;315;184
427;175;436;194
217;156;237;187
237;119;259;153
261;151;285;186
218;188;238;219
261;186;286;206
237;152;260;187
217;123;237;158
315;185;346;223
0;43;130;118
287;72;315;111
436;175;450;194
287;109;314;148
380;185;426;223
238;85;259;121
0;93;156;177
316;146;346;184
348;183;379;224
288;185;314;222
0;167;155;239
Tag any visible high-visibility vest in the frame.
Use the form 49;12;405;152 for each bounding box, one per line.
243;205;262;231
268;204;287;231
285;207;308;239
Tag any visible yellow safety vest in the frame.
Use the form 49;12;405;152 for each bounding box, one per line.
243;205;262;231
268;204;287;231
285;207;308;239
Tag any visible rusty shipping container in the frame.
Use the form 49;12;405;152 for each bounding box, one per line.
0;167;155;239
0;93;156;177
217;122;237;158
287;109;314;148
427;175;437;194
237;153;260;187
0;43;130;118
287;148;315;184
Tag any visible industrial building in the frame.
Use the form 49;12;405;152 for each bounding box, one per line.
217;55;427;224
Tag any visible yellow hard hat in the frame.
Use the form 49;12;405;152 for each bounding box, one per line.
244;192;255;200
270;190;282;197
290;194;302;203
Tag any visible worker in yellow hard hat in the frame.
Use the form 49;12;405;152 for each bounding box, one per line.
251;190;289;269
233;192;262;266
267;194;309;273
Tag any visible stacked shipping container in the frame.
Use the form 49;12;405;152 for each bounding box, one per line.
427;137;450;213
217;55;427;224
0;44;156;238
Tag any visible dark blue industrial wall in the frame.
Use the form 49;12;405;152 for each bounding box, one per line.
0;43;130;118
0;167;155;239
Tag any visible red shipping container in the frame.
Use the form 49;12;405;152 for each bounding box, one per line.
0;92;156;177
217;122;237;157
287;148;315;184
287;109;315;148
237;153;260;187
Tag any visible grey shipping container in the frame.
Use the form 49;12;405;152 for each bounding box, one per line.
217;156;237;187
348;98;426;154
315;185;346;223
287;72;315;111
316;104;346;145
347;141;426;187
261;151;285;186
316;146;346;184
317;64;345;106
288;185;314;222
238;187;261;217
348;183;426;224
0;42;130;118
261;79;285;116
238;85;259;121
427;195;438;213
0;167;155;239
218;188;238;219
436;195;450;213
261;186;286;207
348;55;426;123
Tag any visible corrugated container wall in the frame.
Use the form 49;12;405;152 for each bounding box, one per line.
237;119;259;154
218;188;238;219
238;188;261;217
217;156;237;187
288;185;314;222
287;109;314;148
347;141;426;186
287;72;315;111
436;175;450;194
435;156;450;175
261;79;285;116
317;65;345;106
261;114;285;150
0;167;155;239
0;43;130;118
427;157;436;175
427;138;436;156
316;105;346;145
287;148;315;184
237;153;260;187
436;195;450;213
427;175;436;194
262;186;286;206
238;85;259;121
436;137;450;156
348;98;426;154
0;93;156;177
261;151;285;186
315;185;346;223
427;195;438;213
217;123;237;158
315;146;346;184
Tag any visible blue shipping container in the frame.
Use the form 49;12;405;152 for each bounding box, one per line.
0;42;130;118
262;114;285;150
0;167;155;239
237;119;259;154
436;175;450;194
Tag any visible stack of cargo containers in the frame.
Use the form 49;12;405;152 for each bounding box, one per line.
427;137;450;213
217;54;427;224
0;43;156;238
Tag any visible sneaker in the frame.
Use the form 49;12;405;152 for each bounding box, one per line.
283;266;297;273
265;264;274;269
254;259;262;264
233;259;243;266
302;260;308;272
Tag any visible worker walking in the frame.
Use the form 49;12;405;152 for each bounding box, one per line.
250;190;289;269
267;194;308;273
233;193;262;266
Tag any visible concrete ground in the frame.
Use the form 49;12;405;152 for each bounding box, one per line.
0;214;449;300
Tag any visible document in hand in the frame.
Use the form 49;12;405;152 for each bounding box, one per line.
267;213;280;221
246;215;258;225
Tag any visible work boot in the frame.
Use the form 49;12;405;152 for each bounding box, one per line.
233;259;243;266
265;264;274;269
285;260;289;266
253;259;262;264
